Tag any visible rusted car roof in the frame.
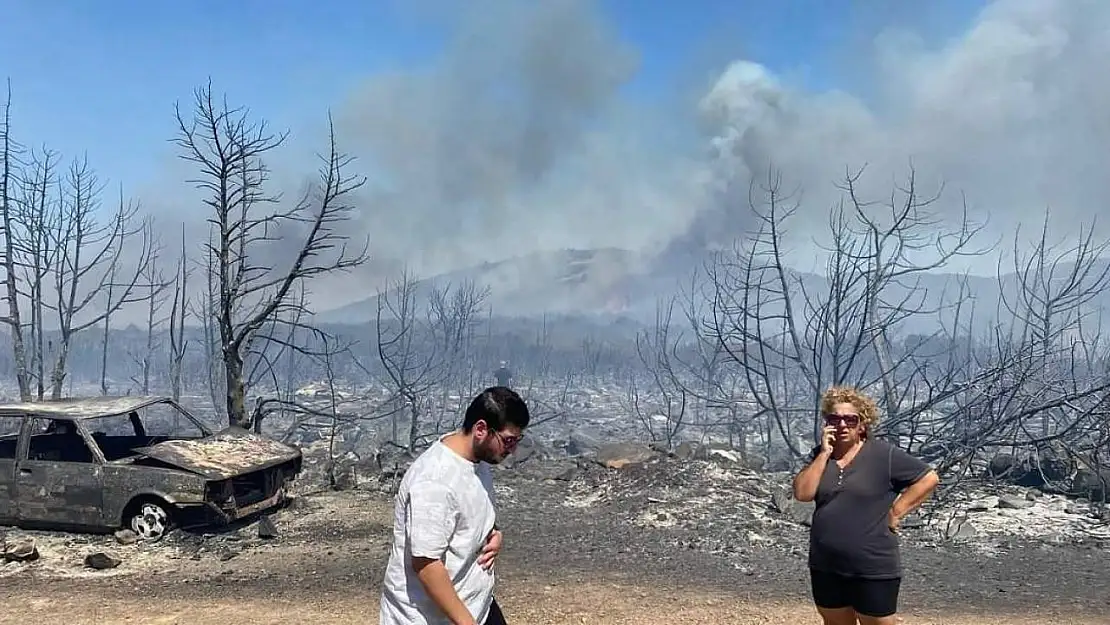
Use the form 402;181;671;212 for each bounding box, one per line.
0;396;170;419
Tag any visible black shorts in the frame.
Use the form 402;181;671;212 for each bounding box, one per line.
810;568;901;617
484;597;507;625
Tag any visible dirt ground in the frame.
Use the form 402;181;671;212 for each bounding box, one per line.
1;578;1103;625
0;489;1107;625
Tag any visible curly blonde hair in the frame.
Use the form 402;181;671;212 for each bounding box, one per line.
820;385;880;437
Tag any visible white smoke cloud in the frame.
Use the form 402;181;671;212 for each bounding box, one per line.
141;0;1110;317
691;0;1110;274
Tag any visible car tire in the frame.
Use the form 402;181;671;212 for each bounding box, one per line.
125;499;173;542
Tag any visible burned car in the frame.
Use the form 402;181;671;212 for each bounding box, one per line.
0;396;302;540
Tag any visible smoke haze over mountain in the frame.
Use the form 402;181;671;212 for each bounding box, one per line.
123;0;1110;315
310;0;1105;296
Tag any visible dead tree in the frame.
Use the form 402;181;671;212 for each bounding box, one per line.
98;265;116;395
515;313;574;430
674;271;751;452
321;333;345;489
129;243;167;395
427;280;489;430
703;165;988;460
375;269;445;452
924;212;1110;484
168;225;190;401
173;80;369;428
625;297;688;446
999;211;1110;439
14;145;60;400
49;158;157;399
0;80;30;399
195;234;226;418
245;285;321;435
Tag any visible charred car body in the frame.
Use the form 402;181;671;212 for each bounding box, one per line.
0;396;302;540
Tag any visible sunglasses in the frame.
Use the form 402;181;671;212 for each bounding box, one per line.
490;429;523;449
824;413;861;428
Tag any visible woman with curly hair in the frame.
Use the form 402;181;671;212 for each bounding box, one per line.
792;385;939;625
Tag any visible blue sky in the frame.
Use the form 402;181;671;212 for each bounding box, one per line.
1;0;987;193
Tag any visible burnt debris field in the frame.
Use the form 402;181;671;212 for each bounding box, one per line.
1;441;1109;625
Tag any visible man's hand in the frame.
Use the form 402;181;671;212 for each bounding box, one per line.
412;557;479;625
477;529;502;570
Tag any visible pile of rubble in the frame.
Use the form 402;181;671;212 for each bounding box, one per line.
543;441;1110;556
932;484;1110;546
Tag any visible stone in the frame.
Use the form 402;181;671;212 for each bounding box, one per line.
998;496;1034;510
1071;469;1110;502
770;489;814;526
968;496;999;511
593;443;658;469
84;552;121;570
114;529;139;545
257;515;279;539
945;518;979;541
2;539;38;562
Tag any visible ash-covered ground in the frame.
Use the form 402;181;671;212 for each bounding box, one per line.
1;441;1108;624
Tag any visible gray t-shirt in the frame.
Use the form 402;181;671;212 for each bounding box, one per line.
807;438;932;579
379;437;497;625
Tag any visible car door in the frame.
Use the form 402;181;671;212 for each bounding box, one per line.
15;417;105;528
0;414;22;522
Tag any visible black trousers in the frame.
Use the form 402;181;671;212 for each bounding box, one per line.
483;598;507;625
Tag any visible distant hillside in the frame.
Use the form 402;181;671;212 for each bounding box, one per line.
314;247;1110;337
315;248;657;324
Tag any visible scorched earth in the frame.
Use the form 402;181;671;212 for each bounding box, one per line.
0;450;1108;625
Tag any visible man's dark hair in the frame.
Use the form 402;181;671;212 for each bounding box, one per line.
462;386;530;433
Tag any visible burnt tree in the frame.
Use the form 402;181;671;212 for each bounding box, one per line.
375;269;443;452
0;81;30;399
168;225;190;402
703;165;988;459
173;80;369;428
49;159;157;399
15;146;60;400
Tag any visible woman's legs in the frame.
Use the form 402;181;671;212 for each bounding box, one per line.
816;606;860;625
811;569;902;625
810;569;860;625
851;577;901;625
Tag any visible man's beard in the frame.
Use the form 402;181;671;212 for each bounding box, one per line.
475;440;505;465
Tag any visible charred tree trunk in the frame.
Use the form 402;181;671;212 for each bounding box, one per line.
0;82;30;400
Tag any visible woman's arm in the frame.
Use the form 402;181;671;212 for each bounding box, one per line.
792;448;831;502
891;469;939;522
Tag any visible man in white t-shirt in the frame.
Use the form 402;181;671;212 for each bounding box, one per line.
380;386;530;625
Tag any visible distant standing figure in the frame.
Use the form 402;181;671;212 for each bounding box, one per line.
493;361;512;387
379;386;530;625
792;386;940;625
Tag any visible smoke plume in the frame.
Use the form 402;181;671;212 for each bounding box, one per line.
148;0;1110;314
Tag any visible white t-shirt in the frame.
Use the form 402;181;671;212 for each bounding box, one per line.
379;436;497;625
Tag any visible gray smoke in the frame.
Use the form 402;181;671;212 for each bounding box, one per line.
142;0;1110;315
333;0;706;285
685;0;1110;272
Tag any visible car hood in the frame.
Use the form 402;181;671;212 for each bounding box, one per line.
134;428;301;481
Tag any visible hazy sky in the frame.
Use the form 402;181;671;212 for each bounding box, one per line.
4;0;1104;311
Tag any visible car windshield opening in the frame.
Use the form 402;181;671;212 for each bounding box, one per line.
87;402;207;461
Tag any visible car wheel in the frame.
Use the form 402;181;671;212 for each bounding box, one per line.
128;500;172;541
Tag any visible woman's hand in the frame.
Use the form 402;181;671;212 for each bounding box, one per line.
887;508;902;533
821;426;836;455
